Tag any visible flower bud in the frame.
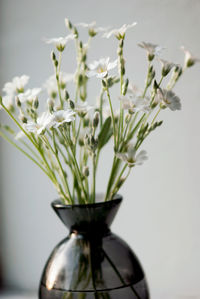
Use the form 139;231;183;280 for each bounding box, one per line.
78;138;84;147
174;65;182;81
65;90;70;101
83;117;90;127
73;27;79;38
123;78;129;95
81;54;87;63
84;134;90;146
148;53;154;61
65;18;73;30
79;41;83;49
51;91;57;99
89;29;97;37
33;98;39;109
83;166;89;177
51;51;56;61
78;74;83;86
120;58;126;75
91;135;96;145
153;80;159;91
92;111;99;128
119;39;124;48
19;114;27;123
48;98;54;113
15;97;21;107
54;60;58;67
60;81;66;89
102;79;107;88
69;100;75;109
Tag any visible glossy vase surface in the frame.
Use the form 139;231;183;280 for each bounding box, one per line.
39;195;150;298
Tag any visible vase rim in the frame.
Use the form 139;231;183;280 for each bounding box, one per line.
51;193;123;209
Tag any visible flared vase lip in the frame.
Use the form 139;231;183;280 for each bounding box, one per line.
51;193;123;209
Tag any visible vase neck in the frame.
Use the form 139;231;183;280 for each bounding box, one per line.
52;195;122;237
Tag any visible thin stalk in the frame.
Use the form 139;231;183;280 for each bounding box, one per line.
56;52;63;108
2;125;42;162
111;166;131;197
0;101;59;185
0;130;50;179
122;114;133;144
99;89;104;128
45;133;73;203
142;61;151;98
61;129;88;203
112;164;127;192
151;107;161;125
104;157;121;201
91;153;96;203
105;84;117;149
117;44;124;150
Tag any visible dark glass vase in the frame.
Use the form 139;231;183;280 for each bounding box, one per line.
39;194;150;298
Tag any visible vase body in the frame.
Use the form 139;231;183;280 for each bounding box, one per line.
39;195;150;298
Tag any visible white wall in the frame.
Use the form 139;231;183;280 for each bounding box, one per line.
0;0;200;298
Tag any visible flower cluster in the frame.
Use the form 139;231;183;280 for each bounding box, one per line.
0;18;198;204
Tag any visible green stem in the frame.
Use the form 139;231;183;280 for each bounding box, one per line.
56;52;63;108
61;128;88;203
91;152;96;203
0;101;59;185
46;132;73;203
142;61;151;98
111;165;131;197
105;84;117;149
151;107;161;125
99;89;104;128
0;130;50;179
104;157;121;201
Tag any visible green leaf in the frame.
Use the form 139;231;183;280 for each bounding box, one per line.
98;116;112;149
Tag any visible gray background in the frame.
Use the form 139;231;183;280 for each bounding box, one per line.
0;0;200;298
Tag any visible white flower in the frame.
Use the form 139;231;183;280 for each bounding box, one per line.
49;110;76;128
15;131;25;140
76;21;108;37
159;59;176;76
3;75;29;95
75;102;93;117
102;22;137;39
45;34;75;51
116;144;148;167
44;76;57;97
119;95;150;113
127;83;142;97
44;73;74;97
24;111;53;135
0;95;13;110
155;88;181;111
87;57;118;79
138;42;163;60
181;46;200;68
103;105;120;120
17;88;41;103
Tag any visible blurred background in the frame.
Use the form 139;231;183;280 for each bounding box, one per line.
0;0;200;298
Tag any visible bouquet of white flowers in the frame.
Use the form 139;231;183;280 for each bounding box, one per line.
0;19;198;205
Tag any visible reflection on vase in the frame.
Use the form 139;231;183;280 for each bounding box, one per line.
39;195;150;298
